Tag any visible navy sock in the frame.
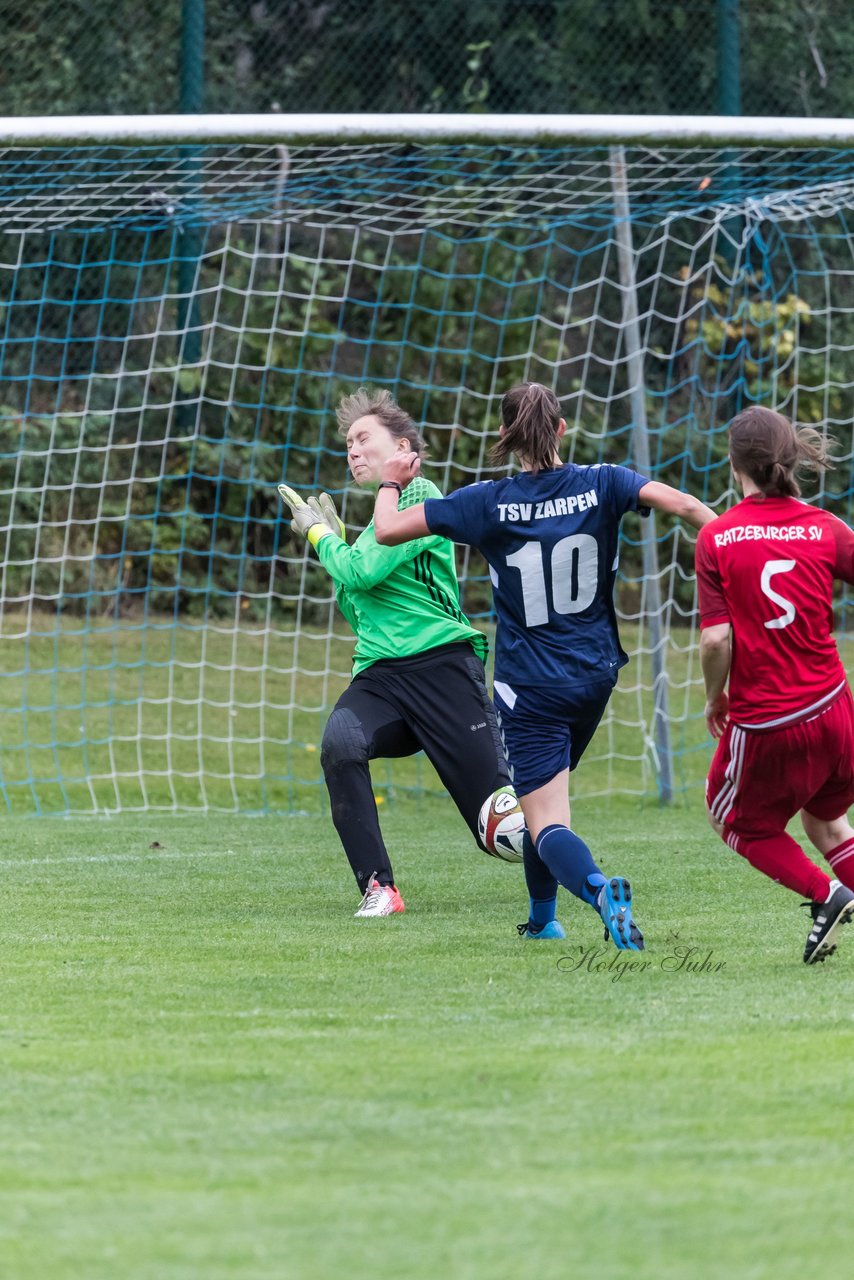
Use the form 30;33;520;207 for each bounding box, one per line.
581;874;607;908
536;824;606;905
522;830;558;924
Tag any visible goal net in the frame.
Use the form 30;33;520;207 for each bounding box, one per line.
0;121;852;814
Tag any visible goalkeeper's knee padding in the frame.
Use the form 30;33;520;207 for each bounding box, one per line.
321;707;368;775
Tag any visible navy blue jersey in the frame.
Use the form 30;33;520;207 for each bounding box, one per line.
423;463;649;688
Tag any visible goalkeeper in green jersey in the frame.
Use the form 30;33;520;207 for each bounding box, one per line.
278;387;518;918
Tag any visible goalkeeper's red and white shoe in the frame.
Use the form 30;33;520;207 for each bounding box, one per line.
354;877;405;918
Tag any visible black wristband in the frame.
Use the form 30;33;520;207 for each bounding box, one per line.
378;481;402;494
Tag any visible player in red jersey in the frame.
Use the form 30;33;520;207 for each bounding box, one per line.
696;406;854;963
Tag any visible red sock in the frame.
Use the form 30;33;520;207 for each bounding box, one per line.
725;830;831;900
826;838;854;889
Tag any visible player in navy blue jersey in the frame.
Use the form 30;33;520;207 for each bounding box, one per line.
373;383;717;947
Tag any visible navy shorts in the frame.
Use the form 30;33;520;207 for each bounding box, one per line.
492;675;616;797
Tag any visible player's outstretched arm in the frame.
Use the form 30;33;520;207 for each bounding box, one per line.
638;481;717;530
279;483;418;590
373;453;431;545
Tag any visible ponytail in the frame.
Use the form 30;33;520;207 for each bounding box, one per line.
489;382;562;473
728;407;835;498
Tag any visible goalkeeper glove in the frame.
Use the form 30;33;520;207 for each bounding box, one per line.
307;492;346;541
277;483;331;549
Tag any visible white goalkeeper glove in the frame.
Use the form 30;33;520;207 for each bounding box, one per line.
308;492;346;541
277;483;333;549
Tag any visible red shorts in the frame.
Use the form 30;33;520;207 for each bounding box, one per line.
706;686;854;840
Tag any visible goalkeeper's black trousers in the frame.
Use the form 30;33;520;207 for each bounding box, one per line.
320;641;511;895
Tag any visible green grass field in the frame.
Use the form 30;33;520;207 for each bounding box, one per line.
2;796;853;1280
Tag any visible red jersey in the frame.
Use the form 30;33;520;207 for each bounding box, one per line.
696;494;854;729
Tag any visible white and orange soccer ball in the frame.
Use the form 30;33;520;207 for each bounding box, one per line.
478;786;526;863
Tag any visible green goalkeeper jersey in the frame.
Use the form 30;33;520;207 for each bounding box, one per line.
314;475;488;675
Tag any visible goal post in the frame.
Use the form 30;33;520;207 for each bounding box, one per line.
0;114;852;815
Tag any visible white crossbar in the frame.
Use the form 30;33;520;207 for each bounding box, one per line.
0;113;853;148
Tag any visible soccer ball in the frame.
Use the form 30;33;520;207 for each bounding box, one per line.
478;786;526;863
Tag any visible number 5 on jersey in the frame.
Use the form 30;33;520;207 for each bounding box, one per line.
760;557;796;630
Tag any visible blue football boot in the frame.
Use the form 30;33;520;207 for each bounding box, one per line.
517;918;566;940
598;877;644;950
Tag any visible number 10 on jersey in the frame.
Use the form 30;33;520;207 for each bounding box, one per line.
506;534;599;627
